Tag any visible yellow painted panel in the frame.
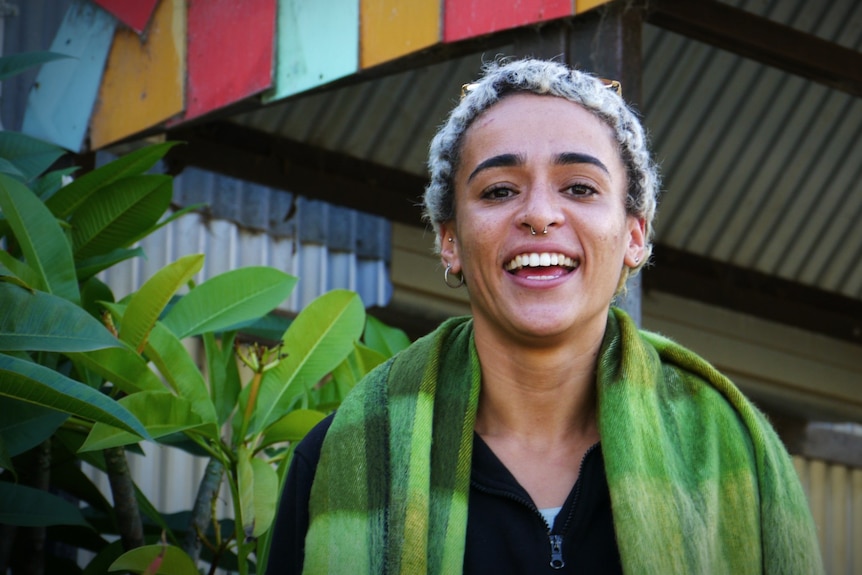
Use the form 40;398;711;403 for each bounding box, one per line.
360;0;440;68
90;0;186;149
575;0;612;13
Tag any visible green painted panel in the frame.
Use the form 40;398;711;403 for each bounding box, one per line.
265;0;359;103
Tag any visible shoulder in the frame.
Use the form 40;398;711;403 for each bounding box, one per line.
294;413;335;471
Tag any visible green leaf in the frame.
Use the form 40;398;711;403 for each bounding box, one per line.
119;254;204;353
83;540;125;575
203;331;241;426
0;437;13;476
0;251;40;288
0;156;24;178
251;457;278;537
71;174;172;260
237;445;255;540
33;166;79;202
0;51;72;80
80;392;205;452
0;397;67;456
0;353;149;439
80;275;115;319
0;131;66;182
332;341;387;389
0;173;79;302
260;409;326;448
67;346;165;394
108;544;199;575
76;246;145;282
0;481;90;527
122;202;205;249
364;315;411;357
162;267;296;339
143;321;217;429
46;142;179;219
250;290;365;434
0;283;121;352
50;439;114;515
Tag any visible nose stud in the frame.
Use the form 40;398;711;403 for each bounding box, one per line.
529;225;548;236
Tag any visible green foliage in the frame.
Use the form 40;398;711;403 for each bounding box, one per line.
0;54;412;574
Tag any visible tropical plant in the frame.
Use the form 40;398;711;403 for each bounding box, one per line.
0;54;410;575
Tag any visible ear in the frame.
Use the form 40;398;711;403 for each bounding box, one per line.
624;216;646;267
438;221;461;273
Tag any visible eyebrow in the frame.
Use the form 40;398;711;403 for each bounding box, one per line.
466;153;524;183
466;151;611;183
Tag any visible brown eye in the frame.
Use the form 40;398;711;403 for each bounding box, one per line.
564;184;597;197
481;186;516;200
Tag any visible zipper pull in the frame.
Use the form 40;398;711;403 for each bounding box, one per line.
549;534;565;569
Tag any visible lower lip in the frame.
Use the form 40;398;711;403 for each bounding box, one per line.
508;266;575;285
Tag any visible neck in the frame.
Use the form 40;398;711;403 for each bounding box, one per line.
472;319;605;443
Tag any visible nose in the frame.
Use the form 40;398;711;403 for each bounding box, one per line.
521;181;563;235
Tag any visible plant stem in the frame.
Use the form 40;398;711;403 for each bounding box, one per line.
183;458;224;563
8;441;51;575
103;446;144;550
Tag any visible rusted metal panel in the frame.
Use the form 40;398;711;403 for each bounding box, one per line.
92;0;160;33
89;0;186;149
360;0;440;69
21;0;115;152
183;0;276;120
443;0;573;43
265;0;358;102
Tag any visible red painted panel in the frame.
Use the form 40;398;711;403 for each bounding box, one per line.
93;0;159;33
182;0;276;121
443;0;573;43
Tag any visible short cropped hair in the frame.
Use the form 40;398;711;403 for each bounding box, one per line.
423;58;661;279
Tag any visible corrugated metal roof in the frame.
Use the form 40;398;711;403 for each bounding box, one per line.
643;0;862;298
231;0;862;301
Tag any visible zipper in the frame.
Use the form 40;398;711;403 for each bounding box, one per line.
545;442;599;570
471;441;601;571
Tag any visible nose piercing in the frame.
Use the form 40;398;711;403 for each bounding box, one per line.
530;225;548;236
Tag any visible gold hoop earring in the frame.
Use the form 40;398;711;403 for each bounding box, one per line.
444;263;465;288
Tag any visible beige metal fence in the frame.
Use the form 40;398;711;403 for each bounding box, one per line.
794;456;862;575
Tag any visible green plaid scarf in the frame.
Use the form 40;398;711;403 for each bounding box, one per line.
304;309;823;574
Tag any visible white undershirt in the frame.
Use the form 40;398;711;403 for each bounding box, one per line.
539;506;563;529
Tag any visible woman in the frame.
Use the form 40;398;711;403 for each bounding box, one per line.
266;59;822;574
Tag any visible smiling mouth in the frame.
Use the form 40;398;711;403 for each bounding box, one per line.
504;252;580;275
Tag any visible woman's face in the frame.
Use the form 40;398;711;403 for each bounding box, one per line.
439;93;645;344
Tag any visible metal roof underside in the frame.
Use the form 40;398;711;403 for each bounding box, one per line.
224;0;862;342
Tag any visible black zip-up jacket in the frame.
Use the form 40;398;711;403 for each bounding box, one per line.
266;415;622;574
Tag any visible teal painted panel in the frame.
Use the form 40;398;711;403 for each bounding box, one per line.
22;1;116;152
264;0;359;103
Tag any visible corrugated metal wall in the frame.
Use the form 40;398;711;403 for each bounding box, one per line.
794;456;862;575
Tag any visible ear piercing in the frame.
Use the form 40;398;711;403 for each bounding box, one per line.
443;262;465;288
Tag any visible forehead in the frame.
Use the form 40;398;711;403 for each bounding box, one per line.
462;93;619;159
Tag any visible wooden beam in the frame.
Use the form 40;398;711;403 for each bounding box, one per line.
165;121;427;226
644;0;862;98
645;245;862;345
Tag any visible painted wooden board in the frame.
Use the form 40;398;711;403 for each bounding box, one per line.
576;0;612;13
444;0;573;43
21;0;116;152
265;0;358;102
360;0;440;69
90;0;186;149
93;0;160;33
183;0;276;120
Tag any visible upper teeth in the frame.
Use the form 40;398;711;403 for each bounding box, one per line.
505;252;578;271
